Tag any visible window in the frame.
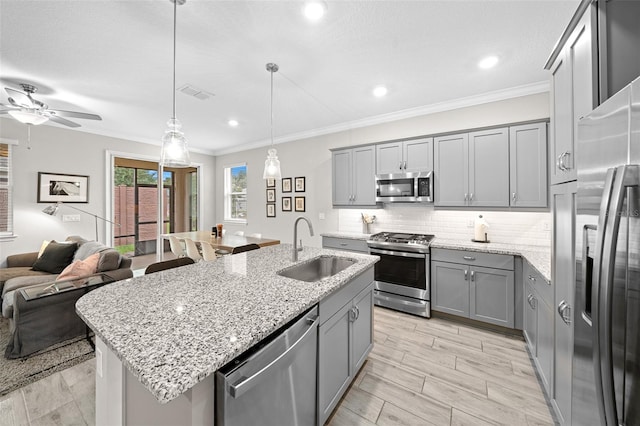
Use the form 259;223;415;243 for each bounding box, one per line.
0;140;16;239
224;164;247;222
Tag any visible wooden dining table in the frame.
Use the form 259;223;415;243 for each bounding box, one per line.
162;231;280;257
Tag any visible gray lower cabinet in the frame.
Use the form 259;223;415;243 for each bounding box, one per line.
331;145;376;206
322;236;369;253
431;249;515;328
523;262;554;395
318;277;373;425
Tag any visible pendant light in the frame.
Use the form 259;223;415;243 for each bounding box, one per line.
161;0;191;168
263;63;282;180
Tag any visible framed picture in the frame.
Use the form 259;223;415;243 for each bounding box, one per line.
38;172;89;203
294;176;306;192
266;203;276;218
282;177;292;193
266;188;276;203
282;197;292;212
266;178;275;188
294;196;306;212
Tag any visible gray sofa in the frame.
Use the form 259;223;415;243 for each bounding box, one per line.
1;236;133;358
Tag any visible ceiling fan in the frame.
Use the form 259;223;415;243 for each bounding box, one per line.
0;83;101;128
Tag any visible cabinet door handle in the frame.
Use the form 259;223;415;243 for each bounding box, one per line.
527;294;537;309
463;256;475;261
354;305;360;320
399;162;403;170
464;269;468;280
349;307;357;322
470;270;475;281
469;193;474;202
403;161;407;170
528;274;536;282
512;192;517;202
464;193;468;202
558;300;571;325
562;151;571;171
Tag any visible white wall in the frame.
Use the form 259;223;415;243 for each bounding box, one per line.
214;93;551;247
0;118;216;262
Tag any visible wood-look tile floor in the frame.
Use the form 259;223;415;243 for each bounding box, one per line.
328;307;556;426
0;307;555;426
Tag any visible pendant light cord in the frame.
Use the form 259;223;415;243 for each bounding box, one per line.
172;0;177;120
270;68;274;147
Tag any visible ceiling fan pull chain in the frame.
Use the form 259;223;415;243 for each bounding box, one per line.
27;124;32;150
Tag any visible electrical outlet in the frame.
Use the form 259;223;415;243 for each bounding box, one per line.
543;222;551;231
467;220;474;228
318;212;325;220
62;214;81;222
96;347;103;378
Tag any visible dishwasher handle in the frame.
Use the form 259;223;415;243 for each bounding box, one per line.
229;314;319;399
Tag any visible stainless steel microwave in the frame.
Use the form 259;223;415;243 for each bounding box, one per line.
375;171;433;203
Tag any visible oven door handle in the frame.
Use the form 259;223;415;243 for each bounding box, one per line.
369;248;426;259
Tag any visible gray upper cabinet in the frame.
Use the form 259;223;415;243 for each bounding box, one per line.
509;123;548;207
435;129;510;207
468;128;510;207
332;145;377;207
376;137;433;174
549;8;595;185
434;133;468;206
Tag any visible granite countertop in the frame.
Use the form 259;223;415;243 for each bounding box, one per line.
319;232;550;282
76;244;378;404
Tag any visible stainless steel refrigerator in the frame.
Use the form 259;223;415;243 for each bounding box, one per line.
574;76;640;426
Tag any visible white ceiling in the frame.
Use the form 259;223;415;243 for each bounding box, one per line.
0;0;578;156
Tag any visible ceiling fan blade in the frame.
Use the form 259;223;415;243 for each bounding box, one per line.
50;109;102;121
48;114;81;128
5;88;34;108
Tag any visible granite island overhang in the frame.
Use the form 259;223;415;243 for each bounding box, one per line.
76;244;379;408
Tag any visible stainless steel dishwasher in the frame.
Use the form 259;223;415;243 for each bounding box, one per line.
215;305;319;426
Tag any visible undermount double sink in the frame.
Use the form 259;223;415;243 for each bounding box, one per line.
277;255;356;282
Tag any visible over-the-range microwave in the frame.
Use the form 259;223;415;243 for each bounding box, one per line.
375;171;433;203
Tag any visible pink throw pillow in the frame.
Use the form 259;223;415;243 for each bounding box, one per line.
56;253;100;286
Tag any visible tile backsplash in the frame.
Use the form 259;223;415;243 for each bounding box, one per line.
338;205;551;247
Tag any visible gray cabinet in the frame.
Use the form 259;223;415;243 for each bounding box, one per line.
431;249;515;328
551;181;576;425
376;138;433;174
331;145;376;206
549;9;595;185
509;123;548;207
318;275;373;426
435;128;510;207
523;262;554;394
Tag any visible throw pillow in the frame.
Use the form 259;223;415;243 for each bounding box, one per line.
97;250;121;272
56;253;100;285
31;241;78;274
37;240;53;258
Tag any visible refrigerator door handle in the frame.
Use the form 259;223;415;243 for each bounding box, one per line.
592;166;617;426
581;224;597;327
598;164;640;426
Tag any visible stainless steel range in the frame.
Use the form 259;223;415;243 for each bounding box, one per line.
367;232;434;318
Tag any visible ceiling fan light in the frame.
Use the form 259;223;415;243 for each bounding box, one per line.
263;148;282;180
8;109;48;125
161;118;191;167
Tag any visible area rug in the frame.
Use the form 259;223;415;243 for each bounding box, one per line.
0;317;94;397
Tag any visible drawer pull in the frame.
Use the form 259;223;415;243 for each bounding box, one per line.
463;256;476;261
527;294;537;309
528;275;536;282
339;243;348;246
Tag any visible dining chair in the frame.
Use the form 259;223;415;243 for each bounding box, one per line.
231;243;260;254
246;233;262;238
184;238;203;262
200;241;218;261
144;257;195;274
168;236;187;258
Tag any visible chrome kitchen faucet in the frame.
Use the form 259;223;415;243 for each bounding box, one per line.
292;216;314;261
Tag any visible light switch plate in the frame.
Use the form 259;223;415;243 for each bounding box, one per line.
318;212;325;220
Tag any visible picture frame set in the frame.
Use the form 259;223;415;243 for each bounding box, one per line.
38;172;89;203
267;176;306;216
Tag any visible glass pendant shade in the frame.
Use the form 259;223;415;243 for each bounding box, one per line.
263;148;282;179
161;118;191;167
9;110;48;125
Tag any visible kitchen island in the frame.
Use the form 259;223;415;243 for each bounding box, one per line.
76;244;378;425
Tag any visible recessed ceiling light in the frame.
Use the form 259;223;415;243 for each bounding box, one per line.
373;86;388;98
303;1;326;21
228;119;239;127
478;55;499;69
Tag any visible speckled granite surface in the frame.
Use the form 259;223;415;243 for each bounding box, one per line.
76;244;378;404
319;232;550;282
